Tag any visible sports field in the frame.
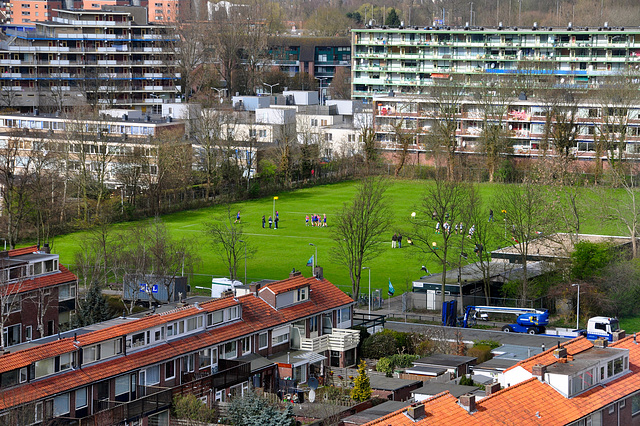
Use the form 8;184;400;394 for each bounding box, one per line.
49;179;621;297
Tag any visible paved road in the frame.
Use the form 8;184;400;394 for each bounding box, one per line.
385;320;571;348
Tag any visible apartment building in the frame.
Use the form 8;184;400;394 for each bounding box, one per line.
0;271;358;424
0;111;188;188
371;94;640;160
268;36;351;83
0;245;78;348
352;24;640;99
366;336;640;425
0;6;178;111
5;0;63;26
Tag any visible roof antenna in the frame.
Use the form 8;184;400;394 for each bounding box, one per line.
635;333;638;345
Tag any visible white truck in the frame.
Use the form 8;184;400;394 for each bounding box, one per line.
543;316;622;342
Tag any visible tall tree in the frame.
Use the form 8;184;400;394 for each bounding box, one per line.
494;180;558;300
331;177;392;300
476;80;513;182
206;207;254;282
411;175;471;308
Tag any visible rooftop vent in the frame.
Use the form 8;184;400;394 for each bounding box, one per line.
459;394;476;413
406;404;425;420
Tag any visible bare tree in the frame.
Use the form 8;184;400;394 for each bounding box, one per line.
206;207;254;282
494;180;558;300
0;279;23;349
331;177;392;300
411;174;471;308
476;80;513;182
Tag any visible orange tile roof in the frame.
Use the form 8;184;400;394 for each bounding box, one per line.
504;336;594;373
8;246;39;257
260;275;313;295
0;275;354;408
367;335;640;426
0;265;77;296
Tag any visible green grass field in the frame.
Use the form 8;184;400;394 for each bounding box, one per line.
49;179;623;298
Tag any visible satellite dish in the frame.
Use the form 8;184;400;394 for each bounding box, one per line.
309;389;316;403
308;377;319;390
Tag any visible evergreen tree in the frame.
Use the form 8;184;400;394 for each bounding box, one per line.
385;8;401;27
227;391;294;426
74;283;112;327
351;360;372;402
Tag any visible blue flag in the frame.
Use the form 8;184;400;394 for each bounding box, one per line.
388;279;395;296
306;255;314;267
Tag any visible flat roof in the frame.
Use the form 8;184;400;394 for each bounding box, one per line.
368;374;422;391
404;365;448;376
546;347;629;376
237;353;275;373
414;354;477;367
342;401;412;425
473;358;519;372
492;344;545;361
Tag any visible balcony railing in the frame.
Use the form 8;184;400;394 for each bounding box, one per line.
81;386;172;425
175;359;252;395
294;328;360;353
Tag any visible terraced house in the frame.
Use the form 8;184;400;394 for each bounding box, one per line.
0;270;358;424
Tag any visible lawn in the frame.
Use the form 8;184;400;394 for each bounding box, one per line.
49;179;623;299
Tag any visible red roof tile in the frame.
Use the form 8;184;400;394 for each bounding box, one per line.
0;265;77;296
0;274;354;406
260;275;314;295
8;246;39;257
505;336;594;373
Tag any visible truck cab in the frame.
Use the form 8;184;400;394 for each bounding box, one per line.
586;317;620;341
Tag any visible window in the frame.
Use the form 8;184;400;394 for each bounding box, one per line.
3;323;20;346
148;410;169;426
242;336;251;354
337;307;351;324
227;306;239;320
183;354;195;372
633;394;640;415
53;393;70;417
34;358;55;378
116;375;129;396
295;287;307;302
83;345;100;364
199;348;211;369
58;283;75;301
34;401;43;423
223;341;237;359
165;360;175;379
608;404;615;414
614;357;624;375
272;332;288;346
621;399;626;409
25;326;32;342
309;316;318;332
293;364;306;383
259;333;268;349
19;367;27;383
208;310;223;326
59;353;72;371
187;317;198;331
167;323;174;337
146;365;160;385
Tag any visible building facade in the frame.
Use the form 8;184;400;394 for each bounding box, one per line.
352;25;639;99
0;271;358;424
0;7;178;111
0;245;78;348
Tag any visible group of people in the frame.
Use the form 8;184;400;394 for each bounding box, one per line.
306;214;327;227
391;233;403;248
262;210;280;229
434;219;476;239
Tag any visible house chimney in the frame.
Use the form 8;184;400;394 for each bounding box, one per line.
406;404;426;420
594;338;608;348
289;268;302;278
485;382;501;396
314;266;323;279
613;330;626;341
42;243;50;254
553;347;567;359
459;394;476;413
532;364;546;381
249;282;261;296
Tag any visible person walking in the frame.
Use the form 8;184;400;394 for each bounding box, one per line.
275;216;279;229
268;216;273;228
398;234;402;248
262;215;265;228
323;214;327;227
392;233;397;248
489;209;494;222
435;222;441;234
234;211;241;223
305;215;309;226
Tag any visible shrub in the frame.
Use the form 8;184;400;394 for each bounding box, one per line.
472;340;501;350
361;332;397;359
467;344;493;364
375;357;393;376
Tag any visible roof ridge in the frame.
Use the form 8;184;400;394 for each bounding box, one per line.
477;377;539;402
362;391;454;425
503;336;591;372
610;334;637;347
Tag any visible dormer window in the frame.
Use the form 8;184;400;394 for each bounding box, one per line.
295;287;308;302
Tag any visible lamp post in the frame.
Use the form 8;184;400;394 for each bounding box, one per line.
309;243;317;276
273;196;278;226
362;266;371;318
315;77;328;105
572;283;580;330
238;240;247;284
263;82;279;96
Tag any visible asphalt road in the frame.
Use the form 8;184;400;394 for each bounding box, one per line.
385;320;571;348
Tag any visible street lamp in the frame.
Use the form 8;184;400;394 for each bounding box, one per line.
309;243;317;276
239;240;247;284
263;82;279;96
362;266;371;318
572;283;580;330
315;77;329;105
273;196;278;227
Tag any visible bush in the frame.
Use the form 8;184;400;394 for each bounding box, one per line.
375;357;393;376
172;394;216;423
467;344;493;364
472;340;501;350
361;332;397;359
571;241;613;280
